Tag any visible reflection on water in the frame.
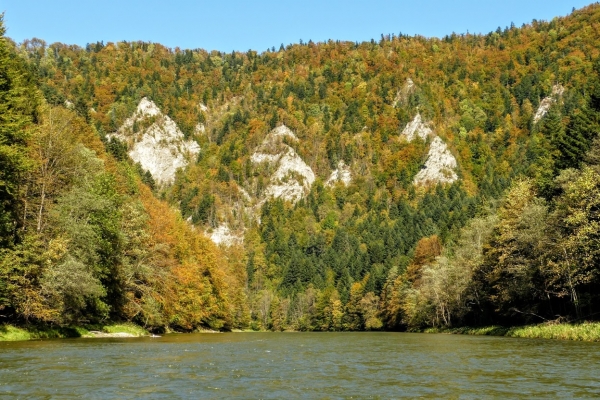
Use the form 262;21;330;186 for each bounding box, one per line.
1;332;599;398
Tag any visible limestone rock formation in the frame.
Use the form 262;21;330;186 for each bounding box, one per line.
326;160;352;187
207;224;243;246
400;114;458;185
401;113;432;142
413;137;458;185
393;78;415;108
110;98;200;186
533;84;565;123
250;125;315;204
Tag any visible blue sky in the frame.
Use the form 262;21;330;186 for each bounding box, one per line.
1;1;593;52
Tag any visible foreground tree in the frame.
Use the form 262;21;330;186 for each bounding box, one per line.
0;15;39;245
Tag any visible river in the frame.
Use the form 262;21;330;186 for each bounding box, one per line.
1;332;599;398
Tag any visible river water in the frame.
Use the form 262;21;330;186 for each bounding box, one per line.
1;332;599;398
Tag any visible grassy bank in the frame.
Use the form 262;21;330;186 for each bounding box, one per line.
99;323;149;337
424;322;600;342
0;323;149;342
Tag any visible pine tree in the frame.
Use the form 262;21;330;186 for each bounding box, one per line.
556;107;597;170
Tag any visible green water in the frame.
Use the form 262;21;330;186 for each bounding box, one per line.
1;332;599;398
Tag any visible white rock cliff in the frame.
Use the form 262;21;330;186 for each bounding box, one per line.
110;98;200;186
533;84;565;123
413;137;458;185
401;113;432;142
393;78;415;108
208;224;243;247
250;125;315;204
326;160;352;187
401;114;458;185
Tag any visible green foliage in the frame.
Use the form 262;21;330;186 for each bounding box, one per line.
106;137;128;161
0;16;39;245
0;324;86;341
102;322;148;336
426;322;600;342
507;322;600;341
0;234;56;322
5;5;600;333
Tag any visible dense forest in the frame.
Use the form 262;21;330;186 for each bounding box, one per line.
1;4;600;332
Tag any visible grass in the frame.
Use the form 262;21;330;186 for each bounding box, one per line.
5;320;598;342
425;322;600;342
101;323;148;336
508;322;600;341
0;325;33;341
0;322;148;341
0;324;89;341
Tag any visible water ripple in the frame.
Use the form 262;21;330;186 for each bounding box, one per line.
1;332;599;398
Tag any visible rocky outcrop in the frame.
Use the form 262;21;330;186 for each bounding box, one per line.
393;78;415;108
413;137;458;185
401;113;432;142
250;125;315;204
533;84;565;123
110;98;200;186
204;125;311;246
207;224;243;246
269;124;299;141
195;123;206;134
400;114;458;185
326;160;352;187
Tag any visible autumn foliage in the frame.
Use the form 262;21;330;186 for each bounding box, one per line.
3;5;600;331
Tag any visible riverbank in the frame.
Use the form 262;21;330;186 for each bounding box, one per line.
5;321;600;342
424;322;600;342
0;323;149;341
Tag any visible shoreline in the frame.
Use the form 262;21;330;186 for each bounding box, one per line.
423;322;600;342
3;321;600;342
0;323;150;341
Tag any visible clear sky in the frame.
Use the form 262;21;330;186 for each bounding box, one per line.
1;0;593;52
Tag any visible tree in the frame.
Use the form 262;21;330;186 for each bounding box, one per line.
26;106;99;233
555;107;597;170
0;15;39;245
405;235;442;284
550;167;600;318
479;180;551;322
0;234;58;322
359;292;382;330
46;172;122;322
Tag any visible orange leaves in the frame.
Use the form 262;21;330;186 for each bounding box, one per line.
248;118;266;136
166;263;211;330
139;183;231;330
406;235;442;284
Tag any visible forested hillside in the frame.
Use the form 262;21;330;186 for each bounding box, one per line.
2;4;600;332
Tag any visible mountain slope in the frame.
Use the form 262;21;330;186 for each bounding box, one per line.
6;3;600;331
